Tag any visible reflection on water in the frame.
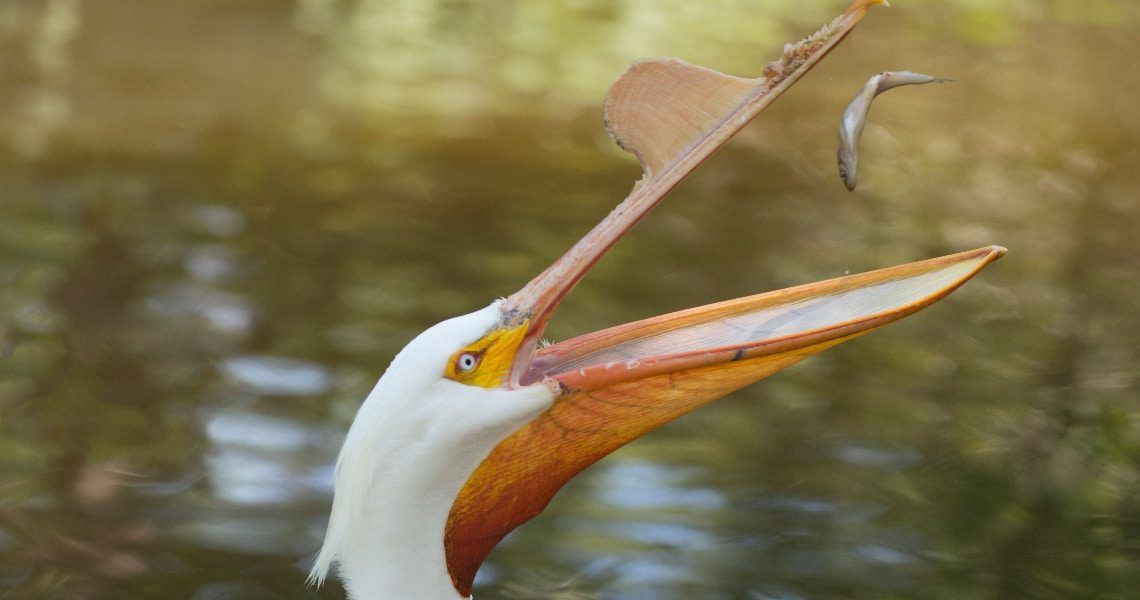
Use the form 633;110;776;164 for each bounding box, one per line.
597;461;727;512
221;357;332;397
1;0;1138;598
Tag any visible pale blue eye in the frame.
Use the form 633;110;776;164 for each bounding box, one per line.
457;353;479;372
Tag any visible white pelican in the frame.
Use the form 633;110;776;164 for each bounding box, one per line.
309;1;1004;597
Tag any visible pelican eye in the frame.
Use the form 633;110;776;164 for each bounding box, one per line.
455;352;481;373
444;321;530;388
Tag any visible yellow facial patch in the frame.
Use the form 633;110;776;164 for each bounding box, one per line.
444;321;530;388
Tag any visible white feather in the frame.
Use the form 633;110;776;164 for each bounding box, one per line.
308;301;555;598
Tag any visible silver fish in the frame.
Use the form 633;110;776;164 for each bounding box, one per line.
838;71;950;191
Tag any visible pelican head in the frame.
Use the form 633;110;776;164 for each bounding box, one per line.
308;301;556;598
309;1;1002;598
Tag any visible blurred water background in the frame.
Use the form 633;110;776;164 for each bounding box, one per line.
1;0;1137;598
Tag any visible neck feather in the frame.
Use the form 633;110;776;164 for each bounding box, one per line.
335;441;471;599
314;400;474;599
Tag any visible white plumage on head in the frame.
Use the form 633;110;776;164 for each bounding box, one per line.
308;301;554;599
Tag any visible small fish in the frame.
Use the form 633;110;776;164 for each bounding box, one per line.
838;71;950;191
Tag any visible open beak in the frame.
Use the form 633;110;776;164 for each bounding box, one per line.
445;0;998;595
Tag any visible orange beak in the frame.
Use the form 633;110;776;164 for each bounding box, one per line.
444;0;998;596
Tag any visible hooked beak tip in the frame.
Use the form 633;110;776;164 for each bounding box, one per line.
848;0;889;15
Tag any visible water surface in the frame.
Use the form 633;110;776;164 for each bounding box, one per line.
1;1;1138;598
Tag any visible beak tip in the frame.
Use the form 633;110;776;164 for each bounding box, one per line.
988;245;1008;260
851;0;890;13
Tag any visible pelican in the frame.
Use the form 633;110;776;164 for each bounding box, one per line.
309;1;1004;598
